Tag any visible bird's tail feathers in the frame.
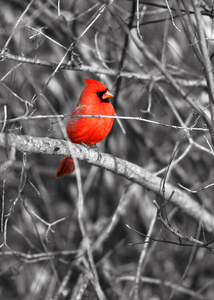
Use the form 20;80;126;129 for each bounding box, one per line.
55;157;75;178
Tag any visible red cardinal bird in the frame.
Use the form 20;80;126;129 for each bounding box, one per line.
55;79;115;178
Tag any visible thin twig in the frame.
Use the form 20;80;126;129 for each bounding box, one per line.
76;154;106;300
1;179;6;233
133;210;157;300
164;0;181;32
1;105;7;132
0;113;210;132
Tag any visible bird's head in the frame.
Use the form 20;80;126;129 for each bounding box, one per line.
83;79;113;103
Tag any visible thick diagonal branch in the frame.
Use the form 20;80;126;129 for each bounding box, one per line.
0;133;214;232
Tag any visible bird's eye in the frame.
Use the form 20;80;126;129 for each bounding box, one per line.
96;88;108;99
96;91;103;98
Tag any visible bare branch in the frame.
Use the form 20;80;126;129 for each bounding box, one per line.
0;133;214;232
1;52;207;87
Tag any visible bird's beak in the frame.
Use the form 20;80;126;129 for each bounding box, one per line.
102;90;113;99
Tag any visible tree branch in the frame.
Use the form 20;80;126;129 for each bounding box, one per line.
1;52;206;87
0;133;214;232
